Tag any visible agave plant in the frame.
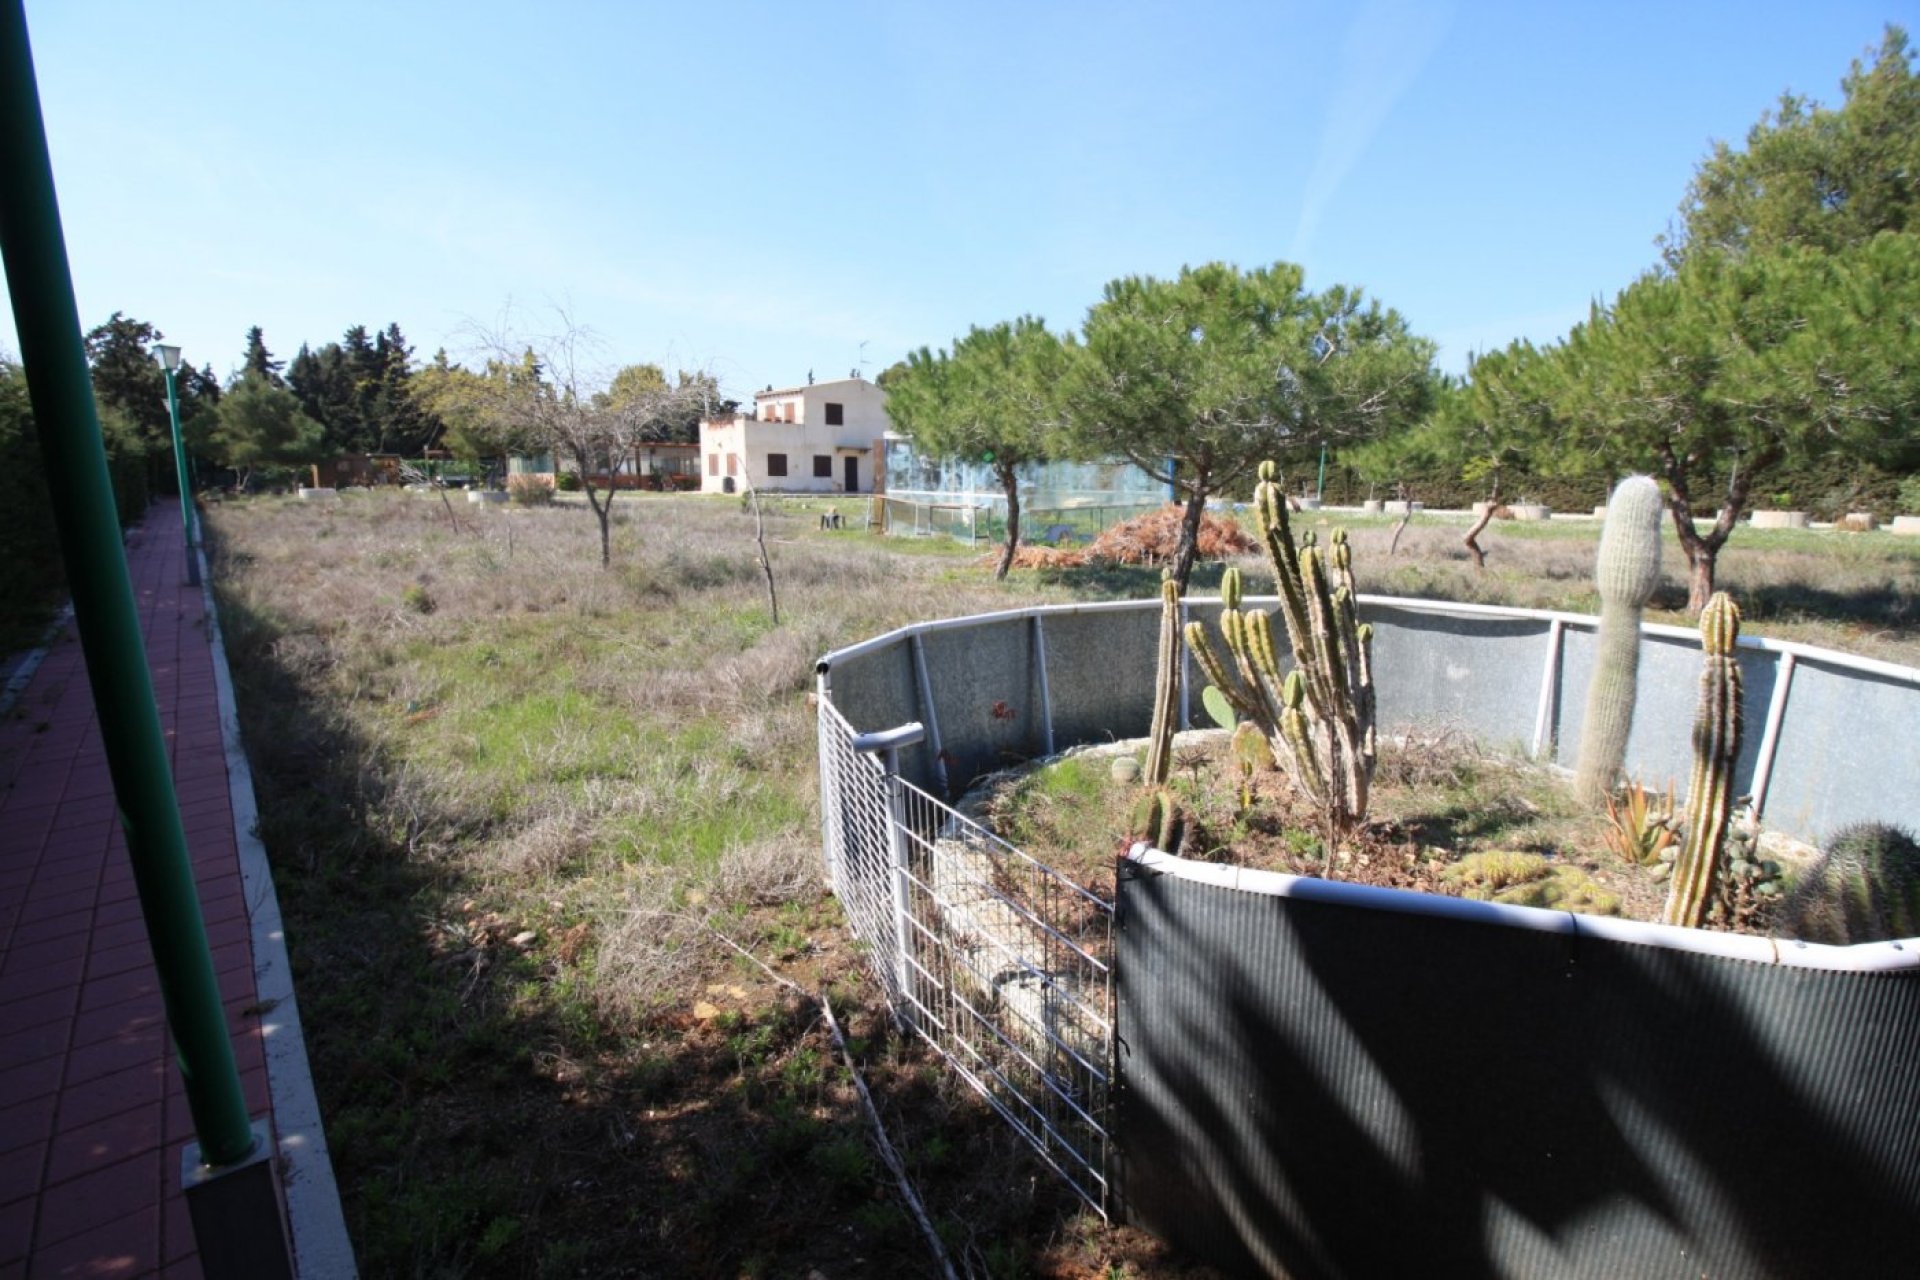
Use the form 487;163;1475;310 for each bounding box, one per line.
1602;778;1679;867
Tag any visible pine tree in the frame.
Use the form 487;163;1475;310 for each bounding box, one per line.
83;312;171;446
241;326;285;387
1664;25;1919;265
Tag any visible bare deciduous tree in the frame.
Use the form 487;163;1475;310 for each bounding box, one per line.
439;308;708;568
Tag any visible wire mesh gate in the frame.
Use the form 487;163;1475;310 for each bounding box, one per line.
817;699;1115;1215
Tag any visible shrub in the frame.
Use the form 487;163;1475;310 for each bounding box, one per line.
507;474;555;507
555;471;581;492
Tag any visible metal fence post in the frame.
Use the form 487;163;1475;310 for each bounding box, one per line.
1;5;290;1273
850;723;926;1027
884;766;916;1030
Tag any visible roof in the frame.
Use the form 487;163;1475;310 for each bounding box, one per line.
754;376;882;401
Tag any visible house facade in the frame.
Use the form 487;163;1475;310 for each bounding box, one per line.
699;375;888;494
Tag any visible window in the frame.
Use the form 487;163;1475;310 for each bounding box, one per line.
707;454;718;476
727;454;738;476
813;455;832;478
766;453;788;478
825;402;844;426
783;403;795;423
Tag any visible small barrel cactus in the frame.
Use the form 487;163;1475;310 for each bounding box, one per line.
1780;822;1920;944
1662;593;1742;929
1128;787;1185;854
1574;476;1664;806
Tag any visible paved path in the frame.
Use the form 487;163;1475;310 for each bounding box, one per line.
0;504;348;1278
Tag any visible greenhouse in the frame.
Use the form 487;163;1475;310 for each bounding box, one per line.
880;435;1168;543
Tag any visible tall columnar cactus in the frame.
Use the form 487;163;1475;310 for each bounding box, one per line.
1574;476;1665;806
1144;569;1183;786
1663;593;1743;928
1184;462;1376;837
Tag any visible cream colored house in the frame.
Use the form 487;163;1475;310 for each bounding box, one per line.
699;375;889;495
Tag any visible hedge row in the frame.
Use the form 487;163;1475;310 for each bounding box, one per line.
1302;456;1919;521
0;369;159;651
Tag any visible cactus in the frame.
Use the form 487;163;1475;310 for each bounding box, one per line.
1128;787;1185;854
1230;721;1273;812
1662;593;1743;928
1183;461;1376;838
1442;851;1623;914
1200;684;1237;730
1144;570;1183;786
1574;476;1664;806
1780;822;1920;944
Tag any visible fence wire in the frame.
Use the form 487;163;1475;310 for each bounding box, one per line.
818;699;1114;1216
881;495;1164;547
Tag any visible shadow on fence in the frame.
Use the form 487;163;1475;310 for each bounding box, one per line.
1114;862;1920;1279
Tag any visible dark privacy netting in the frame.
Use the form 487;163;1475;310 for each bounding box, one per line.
1113;862;1920;1279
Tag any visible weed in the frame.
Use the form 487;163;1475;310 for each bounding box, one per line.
810;1133;875;1190
765;922;810;958
780;1046;826;1093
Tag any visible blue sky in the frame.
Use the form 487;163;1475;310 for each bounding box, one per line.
5;1;1909;395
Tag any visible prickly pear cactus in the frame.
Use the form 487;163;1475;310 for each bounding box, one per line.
1201;684;1237;730
1781;822;1920;944
1662;593;1742;929
1574;476;1664;806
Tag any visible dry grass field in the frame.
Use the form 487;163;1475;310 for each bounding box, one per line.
205;492;1920;1278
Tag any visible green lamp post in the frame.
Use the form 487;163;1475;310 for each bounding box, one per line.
155;342;200;586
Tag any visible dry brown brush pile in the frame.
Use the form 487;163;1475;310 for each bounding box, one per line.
990;504;1258;570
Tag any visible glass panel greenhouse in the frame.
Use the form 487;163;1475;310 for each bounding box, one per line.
881;436;1169;543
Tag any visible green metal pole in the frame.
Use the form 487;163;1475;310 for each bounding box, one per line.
1317;443;1328;501
164;365;201;586
0;0;255;1168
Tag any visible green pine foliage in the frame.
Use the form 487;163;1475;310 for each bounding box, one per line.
1664;27;1920;267
884;317;1071;580
1066;261;1436;589
211;375;328;490
287;321;440;457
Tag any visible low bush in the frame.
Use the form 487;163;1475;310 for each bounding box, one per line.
507;473;555;506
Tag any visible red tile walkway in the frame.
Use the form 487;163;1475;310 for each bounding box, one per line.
0;504;345;1278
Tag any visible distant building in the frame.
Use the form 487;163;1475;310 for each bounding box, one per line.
699;375;888;495
512;443;701;491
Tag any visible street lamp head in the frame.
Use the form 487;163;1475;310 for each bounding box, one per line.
155;344;182;373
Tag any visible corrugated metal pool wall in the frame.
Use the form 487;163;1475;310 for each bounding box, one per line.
1113;860;1920;1279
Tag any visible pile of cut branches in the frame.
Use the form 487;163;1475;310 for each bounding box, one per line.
984;505;1257;571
